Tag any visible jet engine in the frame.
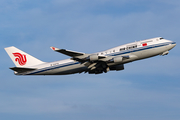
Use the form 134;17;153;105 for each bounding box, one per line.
108;56;123;63
89;54;99;61
86;54;106;61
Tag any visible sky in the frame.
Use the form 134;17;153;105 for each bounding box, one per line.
1;0;180;120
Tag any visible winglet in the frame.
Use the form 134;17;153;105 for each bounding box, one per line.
50;47;59;51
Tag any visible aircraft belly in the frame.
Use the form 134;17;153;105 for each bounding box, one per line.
35;63;87;75
53;64;87;75
132;45;169;60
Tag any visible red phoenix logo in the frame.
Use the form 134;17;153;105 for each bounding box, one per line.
13;53;27;66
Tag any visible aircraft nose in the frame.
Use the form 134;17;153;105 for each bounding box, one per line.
170;41;176;49
172;42;176;47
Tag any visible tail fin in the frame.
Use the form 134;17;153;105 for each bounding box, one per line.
4;46;45;67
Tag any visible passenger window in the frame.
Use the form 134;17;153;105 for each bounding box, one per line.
127;45;137;50
120;48;125;51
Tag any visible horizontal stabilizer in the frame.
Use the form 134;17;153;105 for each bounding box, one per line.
10;67;36;73
50;47;85;57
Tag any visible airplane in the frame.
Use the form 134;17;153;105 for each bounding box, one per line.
4;37;176;75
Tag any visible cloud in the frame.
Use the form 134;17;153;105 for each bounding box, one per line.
1;0;180;120
0;96;72;114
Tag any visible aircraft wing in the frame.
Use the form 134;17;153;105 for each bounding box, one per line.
50;46;107;63
50;47;86;57
50;46;138;74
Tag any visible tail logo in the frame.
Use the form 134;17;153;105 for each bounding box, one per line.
13;53;27;66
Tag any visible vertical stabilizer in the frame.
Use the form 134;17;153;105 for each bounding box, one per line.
4;46;45;67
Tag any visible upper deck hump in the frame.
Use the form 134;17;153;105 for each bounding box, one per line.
97;37;165;56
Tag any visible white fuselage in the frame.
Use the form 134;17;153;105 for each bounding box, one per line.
15;37;176;75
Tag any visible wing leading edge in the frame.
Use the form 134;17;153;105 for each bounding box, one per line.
50;47;85;57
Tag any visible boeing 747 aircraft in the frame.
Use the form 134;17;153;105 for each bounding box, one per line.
5;37;176;75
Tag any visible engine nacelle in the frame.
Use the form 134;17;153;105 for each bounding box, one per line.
108;56;123;63
89;54;99;61
113;57;123;63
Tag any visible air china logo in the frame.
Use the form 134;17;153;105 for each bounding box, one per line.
13;53;27;66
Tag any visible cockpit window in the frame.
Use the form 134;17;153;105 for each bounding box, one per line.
160;37;164;40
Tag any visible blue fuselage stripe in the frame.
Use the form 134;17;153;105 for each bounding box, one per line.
26;62;80;75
